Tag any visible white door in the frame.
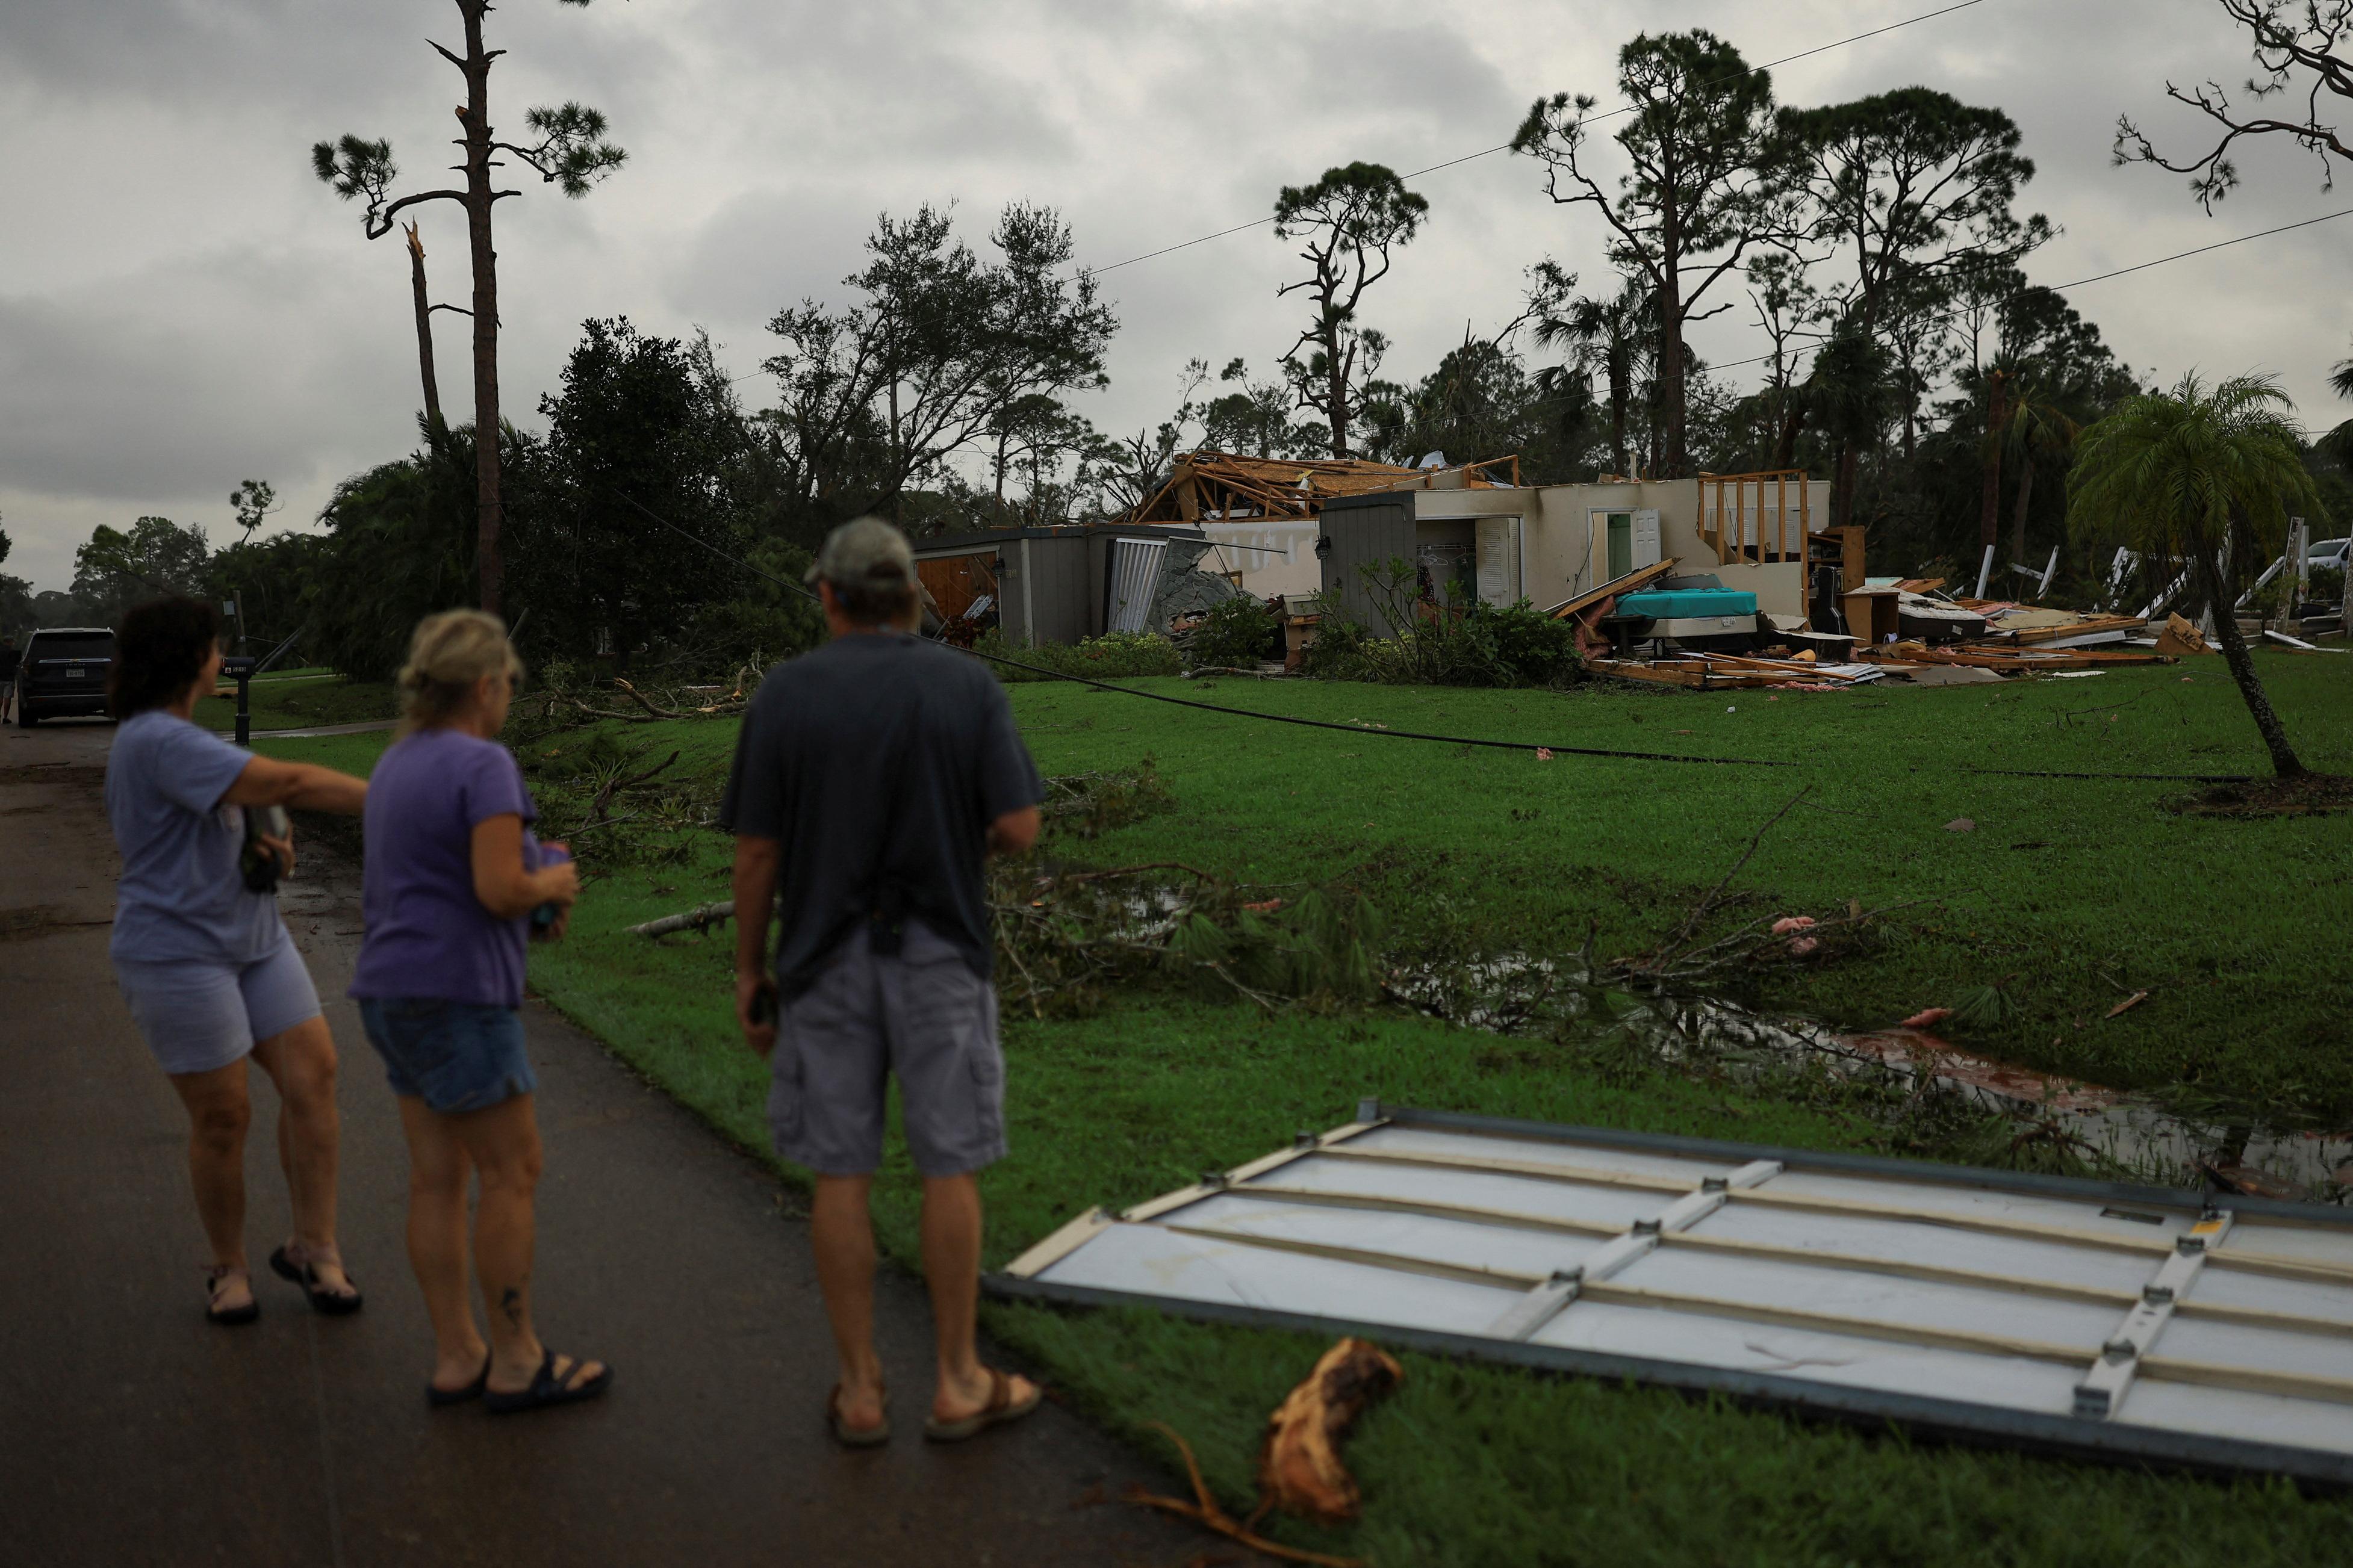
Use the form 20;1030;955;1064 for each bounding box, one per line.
1632;509;1661;569
1473;516;1523;607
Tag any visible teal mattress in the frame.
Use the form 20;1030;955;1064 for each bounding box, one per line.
1616;587;1757;618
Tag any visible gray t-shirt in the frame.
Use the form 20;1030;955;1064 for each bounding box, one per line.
720;633;1042;997
104;710;287;965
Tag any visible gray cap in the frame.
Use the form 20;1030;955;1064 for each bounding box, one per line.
806;515;916;590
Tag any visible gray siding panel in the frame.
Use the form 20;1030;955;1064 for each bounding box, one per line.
1319;498;1417;633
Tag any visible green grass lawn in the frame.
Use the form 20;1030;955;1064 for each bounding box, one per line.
260;652;2353;1565
197;673;396;733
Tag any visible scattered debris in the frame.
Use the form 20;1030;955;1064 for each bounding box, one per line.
2154;614;2214;657
1945;817;1975;833
2104;990;2151;1020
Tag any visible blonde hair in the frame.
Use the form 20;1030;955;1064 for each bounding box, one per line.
397;609;523;736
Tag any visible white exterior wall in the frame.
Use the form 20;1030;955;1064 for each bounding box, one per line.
1198;518;1322;600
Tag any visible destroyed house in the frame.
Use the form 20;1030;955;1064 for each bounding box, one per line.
1122;450;1523;603
1316;470;1854;631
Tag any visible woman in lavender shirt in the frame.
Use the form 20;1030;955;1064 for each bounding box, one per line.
104;597;370;1325
353;610;608;1413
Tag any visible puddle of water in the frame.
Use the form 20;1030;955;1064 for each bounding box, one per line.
1388;953;2353;1203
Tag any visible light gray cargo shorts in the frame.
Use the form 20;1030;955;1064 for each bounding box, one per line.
769;917;1007;1178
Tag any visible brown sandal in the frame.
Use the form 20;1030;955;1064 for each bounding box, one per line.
204;1266;258;1327
827;1382;891;1448
922;1369;1042;1443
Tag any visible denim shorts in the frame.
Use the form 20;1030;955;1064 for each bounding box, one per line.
357;997;537;1114
770;919;1006;1179
114;935;323;1077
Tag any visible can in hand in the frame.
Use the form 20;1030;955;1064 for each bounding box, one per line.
239;805;291;893
530;840;573;934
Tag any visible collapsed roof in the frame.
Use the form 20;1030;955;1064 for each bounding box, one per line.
1124;450;1521;525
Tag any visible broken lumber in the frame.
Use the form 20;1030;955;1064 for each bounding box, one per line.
1546;557;1679;621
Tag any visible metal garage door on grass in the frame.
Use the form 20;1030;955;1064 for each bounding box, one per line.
994;1104;2353;1485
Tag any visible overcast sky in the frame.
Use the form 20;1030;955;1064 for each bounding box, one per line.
5;0;2350;591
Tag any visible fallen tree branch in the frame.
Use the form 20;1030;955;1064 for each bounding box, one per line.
1124;1422;1364;1568
611;677;683;720
627;899;735;939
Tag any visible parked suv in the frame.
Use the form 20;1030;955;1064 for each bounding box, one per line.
13;627;116;726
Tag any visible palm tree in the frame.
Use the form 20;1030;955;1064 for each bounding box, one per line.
2068;373;2321;778
2001;376;2081;571
1535;276;1650;478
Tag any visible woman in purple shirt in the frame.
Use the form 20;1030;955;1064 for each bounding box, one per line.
353;610;609;1413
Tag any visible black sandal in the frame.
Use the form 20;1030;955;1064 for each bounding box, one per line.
427;1354;493;1408
204;1266;258;1327
269;1245;364;1316
485;1349;612;1416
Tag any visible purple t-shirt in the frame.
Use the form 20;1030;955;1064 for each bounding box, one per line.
351;727;541;1008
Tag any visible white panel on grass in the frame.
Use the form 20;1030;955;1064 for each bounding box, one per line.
1002;1112;2353;1484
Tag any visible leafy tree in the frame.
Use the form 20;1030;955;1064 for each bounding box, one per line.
229;479;279;542
311;0;627;616
1271;163;1429;457
1199;358;1317;459
1774;88;2051;528
762;203;1115;535
1362;332;1593;480
1806;326;1894;532
1513;30;1788;479
2068;374;2321;776
209;533;326;655
73;517;211;617
514;317;736;667
307;423;486;680
2115;1;2353;208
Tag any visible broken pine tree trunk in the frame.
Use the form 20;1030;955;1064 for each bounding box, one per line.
403;222;442;429
1256;1337;1403;1526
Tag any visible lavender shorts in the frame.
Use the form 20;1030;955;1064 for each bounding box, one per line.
114;935;323;1077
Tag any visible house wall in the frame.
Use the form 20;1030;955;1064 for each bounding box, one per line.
1199;519;1320;600
1417;477;1826;621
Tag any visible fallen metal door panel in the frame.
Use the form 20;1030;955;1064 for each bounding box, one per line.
992;1104;2353;1484
1105;538;1168;634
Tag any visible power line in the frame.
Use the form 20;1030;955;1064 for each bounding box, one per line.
1091;0;1991;276
1708;205;2353;376
611;491;1792;768
718;2;1992;389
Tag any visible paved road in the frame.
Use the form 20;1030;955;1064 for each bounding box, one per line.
0;719;1192;1567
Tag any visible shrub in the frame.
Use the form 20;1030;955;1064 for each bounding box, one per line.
1185;593;1282;669
1300;561;1580;687
975;630;1183;683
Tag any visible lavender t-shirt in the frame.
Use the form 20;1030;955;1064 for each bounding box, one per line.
352;727;541;1008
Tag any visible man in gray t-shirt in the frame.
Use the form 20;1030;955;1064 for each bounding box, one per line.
724;516;1043;1448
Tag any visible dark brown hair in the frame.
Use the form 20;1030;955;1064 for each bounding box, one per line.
108;596;220;718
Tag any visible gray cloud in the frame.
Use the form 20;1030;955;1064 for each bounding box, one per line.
7;0;2352;592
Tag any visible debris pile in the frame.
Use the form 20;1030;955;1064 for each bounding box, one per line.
1570;569;2197;689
